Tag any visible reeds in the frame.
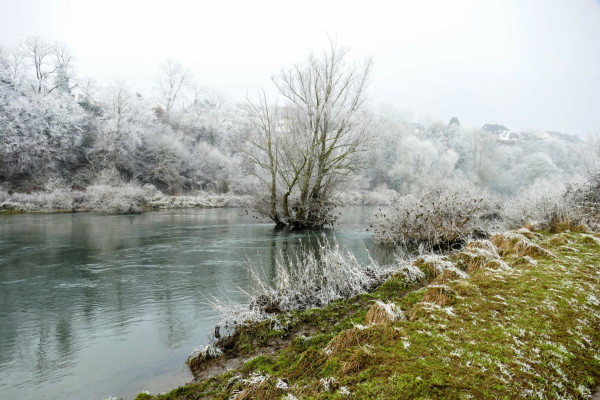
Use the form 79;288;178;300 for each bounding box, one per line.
212;237;400;325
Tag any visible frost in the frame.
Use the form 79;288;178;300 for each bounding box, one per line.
587;294;600;307
338;386;351;396
187;343;223;361
320;377;337;391
576;384;592;399
444;307;456;317
276;378;289;390
241;372;270;387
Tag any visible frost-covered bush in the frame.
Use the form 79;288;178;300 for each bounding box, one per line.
211;238;398;325
564;173;600;228
85;183;146;214
84;169;147;214
501;180;567;228
0;176;75;211
501;178;586;230
143;190;250;209
188;343;223;360
0;83;86;179
372;186;492;247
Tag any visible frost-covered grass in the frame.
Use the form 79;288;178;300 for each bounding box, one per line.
210;237;418;327
0;185;250;215
135;230;600;400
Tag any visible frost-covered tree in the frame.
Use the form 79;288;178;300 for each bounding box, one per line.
0;45;27;91
90;81;154;173
20;36;57;95
182;85;233;146
462;128;497;184
140;126;189;192
514;152;561;186
0;80;86;180
582;128;600;175
238;41;374;228
156;58;189;120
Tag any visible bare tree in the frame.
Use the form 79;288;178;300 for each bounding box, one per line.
78;76;100;99
240;90;281;222
188;81;205;112
20;36;55;94
239;41;374;228
49;42;77;93
156;58;189;120
0;45;27;90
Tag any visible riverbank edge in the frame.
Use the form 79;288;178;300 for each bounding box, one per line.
131;229;600;400
0;189;396;215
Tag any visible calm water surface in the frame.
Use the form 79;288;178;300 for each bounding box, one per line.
0;207;390;400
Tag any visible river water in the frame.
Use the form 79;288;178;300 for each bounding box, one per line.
0;207;391;400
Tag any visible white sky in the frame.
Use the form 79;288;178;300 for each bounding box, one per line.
1;0;600;135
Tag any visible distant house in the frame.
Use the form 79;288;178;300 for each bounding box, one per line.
540;131;581;143
509;132;538;141
69;84;96;104
482;124;510;140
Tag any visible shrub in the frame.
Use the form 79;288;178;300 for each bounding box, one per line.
85;183;146;214
501;179;581;230
371;186;491;247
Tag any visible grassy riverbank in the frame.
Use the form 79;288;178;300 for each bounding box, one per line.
133;229;600;399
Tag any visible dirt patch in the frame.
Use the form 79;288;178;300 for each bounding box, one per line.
191;327;318;383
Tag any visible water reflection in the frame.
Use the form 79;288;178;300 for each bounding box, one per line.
0;207;390;399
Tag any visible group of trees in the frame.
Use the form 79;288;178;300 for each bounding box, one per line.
365;113;584;197
0;37;239;194
0;36;592;227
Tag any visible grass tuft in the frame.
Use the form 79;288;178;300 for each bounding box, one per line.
421;284;457;306
365;301;405;325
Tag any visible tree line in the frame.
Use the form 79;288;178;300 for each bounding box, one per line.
0;36;591;227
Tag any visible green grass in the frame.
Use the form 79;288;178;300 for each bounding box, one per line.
135;231;600;400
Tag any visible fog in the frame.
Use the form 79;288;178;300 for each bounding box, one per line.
1;0;599;136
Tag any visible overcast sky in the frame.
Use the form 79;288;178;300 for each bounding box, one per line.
1;0;599;135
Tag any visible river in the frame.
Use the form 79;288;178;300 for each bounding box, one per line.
0;207;391;400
